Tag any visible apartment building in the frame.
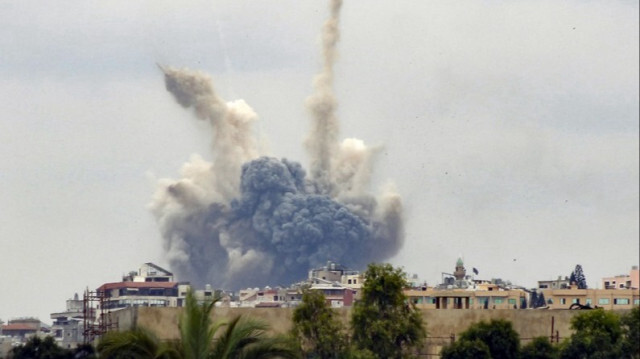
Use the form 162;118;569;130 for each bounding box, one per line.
96;263;198;310
539;287;639;309
405;287;528;310
0;318;50;340
601;266;639;290
538;276;571;290
405;258;528;310
50;293;90;349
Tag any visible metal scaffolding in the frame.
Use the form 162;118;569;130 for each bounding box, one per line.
82;288;117;343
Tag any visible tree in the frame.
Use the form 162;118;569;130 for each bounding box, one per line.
521;336;558;359
97;290;299;359
10;336;73;359
560;308;623;359
455;319;520;359
620;307;640;358
571;264;587;289
536;292;547;308
530;292;538;308
291;290;348;358
440;339;491;359
98;327;174;359
439;319;521;358
351;263;426;359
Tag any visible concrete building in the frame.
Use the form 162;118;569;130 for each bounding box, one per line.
308;261;359;283
96;263;216;310
309;283;355;308
405;287;528;310
0;318;50;341
308;261;362;303
97;280;189;310
50;293;89;349
539;287;640;310
538;276;571;290
405;258;528;310
601;266;639;290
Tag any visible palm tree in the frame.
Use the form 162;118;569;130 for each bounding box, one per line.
97;291;299;359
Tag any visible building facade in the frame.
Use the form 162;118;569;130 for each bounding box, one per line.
405;258;528;310
95;263;215;310
601;266;640;290
50;293;89;349
540;287;640;309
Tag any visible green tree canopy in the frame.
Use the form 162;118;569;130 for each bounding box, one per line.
440;338;491;359
11;336;74;359
442;319;520;359
291;289;348;359
536;292;547;308
520;336;558;359
350;263;426;359
571;264;588;289
620;307;640;358
560;308;623;359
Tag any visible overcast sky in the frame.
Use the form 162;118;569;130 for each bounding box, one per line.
1;0;638;323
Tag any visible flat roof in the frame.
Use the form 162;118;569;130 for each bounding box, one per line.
97;281;178;291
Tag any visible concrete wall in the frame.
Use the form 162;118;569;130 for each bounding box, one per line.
110;307;633;355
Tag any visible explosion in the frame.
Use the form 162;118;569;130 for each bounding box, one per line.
150;0;404;288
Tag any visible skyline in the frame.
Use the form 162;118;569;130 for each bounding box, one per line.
1;0;638;323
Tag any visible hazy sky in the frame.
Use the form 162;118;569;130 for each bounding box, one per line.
1;0;638;324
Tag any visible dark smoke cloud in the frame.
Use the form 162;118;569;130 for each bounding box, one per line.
151;0;404;289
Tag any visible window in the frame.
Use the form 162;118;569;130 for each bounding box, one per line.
494;298;503;304
547;298;554;304
508;299;516;305
572;298;580;304
598;298;610;305
614;298;629;305
560;298;566;305
586;298;592;306
348;279;352;284
633;299;640;305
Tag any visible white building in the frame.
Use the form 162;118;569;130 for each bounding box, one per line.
50;293;87;349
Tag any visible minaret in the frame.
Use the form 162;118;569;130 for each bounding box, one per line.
454;257;466;280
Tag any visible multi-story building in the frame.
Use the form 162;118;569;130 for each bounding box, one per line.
309;261;360;283
96;263;213;310
405;287;528;309
538;276;571;290
0;318;50;341
601;266;639;290
50;293;90;349
308;261;362;304
405;258;528;310
533;266;640;309
539;287;639;309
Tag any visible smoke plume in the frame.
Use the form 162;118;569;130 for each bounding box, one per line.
151;0;404;288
